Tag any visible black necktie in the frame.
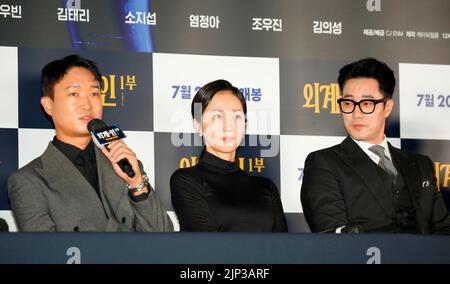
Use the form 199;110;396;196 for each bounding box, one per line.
76;151;99;194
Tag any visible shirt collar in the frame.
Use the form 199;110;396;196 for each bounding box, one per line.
52;136;96;164
351;136;393;162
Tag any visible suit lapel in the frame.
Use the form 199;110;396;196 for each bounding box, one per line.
389;144;421;208
337;136;394;216
36;143;107;222
95;146;128;227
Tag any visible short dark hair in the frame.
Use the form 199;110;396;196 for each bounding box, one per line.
191;79;247;122
41;54;102;99
337;58;396;99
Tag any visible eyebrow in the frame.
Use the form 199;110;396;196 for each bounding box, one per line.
65;84;80;89
64;83;101;90
208;109;244;112
343;94;376;99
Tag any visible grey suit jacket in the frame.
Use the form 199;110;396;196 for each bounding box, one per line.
8;142;173;232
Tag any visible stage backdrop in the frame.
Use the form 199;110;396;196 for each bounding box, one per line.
0;0;449;232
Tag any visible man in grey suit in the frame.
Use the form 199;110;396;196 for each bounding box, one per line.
8;55;173;232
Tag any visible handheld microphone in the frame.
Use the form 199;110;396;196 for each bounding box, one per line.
87;118;136;178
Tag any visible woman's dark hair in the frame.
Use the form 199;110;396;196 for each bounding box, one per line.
191;79;247;122
41;54;102;99
337;57;396;99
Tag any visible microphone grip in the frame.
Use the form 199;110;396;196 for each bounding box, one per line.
118;158;136;178
104;144;136;178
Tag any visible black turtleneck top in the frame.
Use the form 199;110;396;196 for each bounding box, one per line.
170;151;288;232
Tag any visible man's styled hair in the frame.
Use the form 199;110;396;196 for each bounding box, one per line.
337;57;396;99
41;54;102;99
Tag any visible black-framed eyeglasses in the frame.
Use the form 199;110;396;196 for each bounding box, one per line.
337;98;387;114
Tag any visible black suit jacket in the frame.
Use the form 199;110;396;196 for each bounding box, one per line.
301;136;450;234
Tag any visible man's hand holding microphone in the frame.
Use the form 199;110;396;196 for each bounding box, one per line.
88;119;149;196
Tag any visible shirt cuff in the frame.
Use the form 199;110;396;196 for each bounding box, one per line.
128;190;149;202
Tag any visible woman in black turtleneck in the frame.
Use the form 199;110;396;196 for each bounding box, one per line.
170;79;287;232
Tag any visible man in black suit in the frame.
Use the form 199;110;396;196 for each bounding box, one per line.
301;58;450;234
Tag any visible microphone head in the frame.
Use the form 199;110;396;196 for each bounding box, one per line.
87;118;107;132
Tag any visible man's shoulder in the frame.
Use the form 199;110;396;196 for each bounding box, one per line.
9;156;44;181
8;143;53;182
302;143;345;170
390;145;433;165
307;143;342;158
